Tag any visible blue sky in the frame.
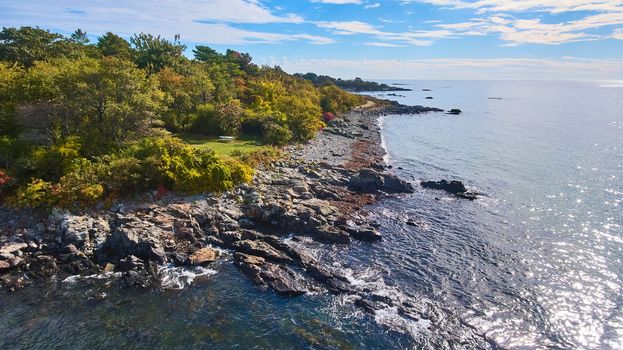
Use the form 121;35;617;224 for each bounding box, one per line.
2;0;623;80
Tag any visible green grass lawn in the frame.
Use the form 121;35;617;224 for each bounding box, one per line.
178;134;267;157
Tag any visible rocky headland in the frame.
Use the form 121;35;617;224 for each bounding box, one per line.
0;103;445;308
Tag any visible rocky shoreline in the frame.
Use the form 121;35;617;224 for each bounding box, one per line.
1;102;495;346
0;103;438;299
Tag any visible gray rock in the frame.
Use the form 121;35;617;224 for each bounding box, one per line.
231;240;292;263
104;216;166;263
312;226;351;244
346;226;382;242
382;174;415;193
348;169;383;193
234;253;307;297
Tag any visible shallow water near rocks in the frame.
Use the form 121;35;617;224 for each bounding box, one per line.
2;80;622;349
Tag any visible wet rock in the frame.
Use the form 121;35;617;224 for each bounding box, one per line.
345;226;382;242
117;255;145;272
421;179;479;200
27;255;58;278
232;240;292;263
382;174;415;193
348;169;383;193
448;109;462;115
348;169;414;194
421;179;466;193
166;252;188;266
234;253;307;297
312;226;351;244
188;247;219;266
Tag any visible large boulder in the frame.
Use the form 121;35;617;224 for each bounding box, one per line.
348;169;414;194
421;179;466;193
348;169;383;193
188;247;219;266
58;214;110;256
382;174;415;193
104;215;166;263
420;179;479;200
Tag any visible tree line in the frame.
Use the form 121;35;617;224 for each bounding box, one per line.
0;26;364;208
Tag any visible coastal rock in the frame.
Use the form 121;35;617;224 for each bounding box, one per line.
234;253;307;296
312;226;351;244
421;179;467;193
104;216;166;263
448;109;462;115
348;169;414;194
345;226;382;242
382;174;415;193
0;242;28;254
421;179;479;200
231;240;292;263
0;260;11;272
59;214;110;255
348;169;384;193
188;247;219;266
27;255;58;278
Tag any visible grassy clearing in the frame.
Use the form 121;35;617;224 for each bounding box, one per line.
178;134;268;157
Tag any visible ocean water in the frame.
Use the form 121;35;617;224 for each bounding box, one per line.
1;80;621;349
364;80;623;348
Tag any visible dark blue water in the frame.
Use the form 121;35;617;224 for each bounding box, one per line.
2;80;621;349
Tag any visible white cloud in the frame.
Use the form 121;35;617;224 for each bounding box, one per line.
0;0;337;45
365;42;407;47
364;3;381;9
406;1;623;14
316;21;440;45
433;12;623;45
612;28;623;39
265;57;623;80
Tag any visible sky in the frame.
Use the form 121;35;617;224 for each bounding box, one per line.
1;0;623;80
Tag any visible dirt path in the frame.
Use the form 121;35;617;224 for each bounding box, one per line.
354;100;376;109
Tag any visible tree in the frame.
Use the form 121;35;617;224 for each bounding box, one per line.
70;29;89;45
225;49;255;73
11;57;166;154
96;32;133;59
193;45;222;63
0;26;65;67
157;64;214;131
131;33;186;73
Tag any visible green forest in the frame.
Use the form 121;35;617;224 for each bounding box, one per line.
0;27;365;208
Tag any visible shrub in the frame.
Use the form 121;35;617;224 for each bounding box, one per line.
192;100;244;136
323;112;336;123
232;147;281;168
262;122;292;146
11;178;57;208
0;169;11;187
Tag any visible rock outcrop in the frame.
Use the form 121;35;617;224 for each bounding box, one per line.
421;179;479;200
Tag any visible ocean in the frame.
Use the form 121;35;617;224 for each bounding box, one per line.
1;80;621;349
